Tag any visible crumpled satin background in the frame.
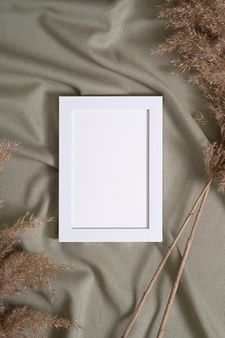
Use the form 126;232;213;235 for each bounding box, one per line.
0;0;225;337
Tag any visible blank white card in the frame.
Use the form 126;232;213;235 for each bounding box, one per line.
59;96;162;242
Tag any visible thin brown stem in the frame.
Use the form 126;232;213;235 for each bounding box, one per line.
121;178;212;338
156;185;210;338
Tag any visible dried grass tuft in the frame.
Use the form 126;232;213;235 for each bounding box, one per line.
0;141;78;337
0;251;64;297
0;141;17;173
0;306;80;338
157;0;225;191
0;212;53;240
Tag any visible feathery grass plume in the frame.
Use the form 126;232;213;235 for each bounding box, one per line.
0;141;78;337
121;1;225;337
154;0;225;336
158;0;225;191
0;213;61;297
0;240;19;264
0;251;65;297
0;212;53;240
204;143;225;192
0;141;17;172
0;306;80;338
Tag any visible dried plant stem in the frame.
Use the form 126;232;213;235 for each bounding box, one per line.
157;185;210;338
121;178;212;338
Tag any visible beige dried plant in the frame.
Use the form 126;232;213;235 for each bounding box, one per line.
0;142;79;337
157;0;225;190
0;141;17;172
121;1;225;337
0;307;77;338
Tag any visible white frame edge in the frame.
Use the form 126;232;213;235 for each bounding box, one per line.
59;96;163;242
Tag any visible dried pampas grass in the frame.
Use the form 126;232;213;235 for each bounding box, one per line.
0;141;17;173
0;251;62;297
0;306;79;338
121;1;225;337
157;0;225;189
0;142;78;337
0;212;53;240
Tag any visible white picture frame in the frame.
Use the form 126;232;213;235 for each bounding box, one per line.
59;96;163;242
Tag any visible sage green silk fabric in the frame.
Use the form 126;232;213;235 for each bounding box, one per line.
0;1;224;337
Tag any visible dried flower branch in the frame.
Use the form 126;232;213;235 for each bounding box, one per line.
0;212;53;240
0;141;78;337
0;251;64;297
0;306;80;338
0;141;17;172
204;143;225;191
157;186;210;338
0;240;18;264
121;1;225;336
120;178;212;338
